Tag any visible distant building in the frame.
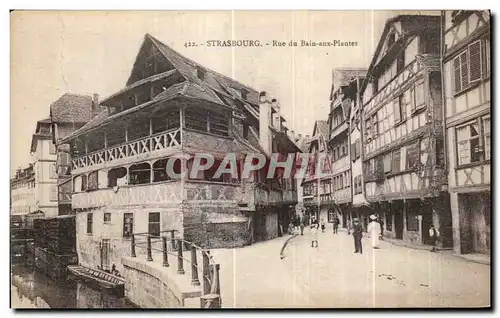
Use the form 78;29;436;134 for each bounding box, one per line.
10;165;36;216
291;133;311;221
328;69;367;229
59;34;300;272
442;10;491;255
359;15;452;247
29;118;58;218
302;120;331;225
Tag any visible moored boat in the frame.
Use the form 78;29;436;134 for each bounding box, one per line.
67;265;125;297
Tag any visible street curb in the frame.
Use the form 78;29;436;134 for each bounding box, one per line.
280;234;299;260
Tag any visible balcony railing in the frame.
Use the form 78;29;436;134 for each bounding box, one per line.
72;128;181;170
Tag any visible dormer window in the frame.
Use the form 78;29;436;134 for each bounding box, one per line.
387;31;396;50
197;67;205;80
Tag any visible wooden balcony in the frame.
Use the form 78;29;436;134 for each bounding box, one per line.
254;186;297;206
71;128;181;171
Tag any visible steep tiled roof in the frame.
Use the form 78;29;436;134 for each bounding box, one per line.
315;120;329;138
50;93;93;124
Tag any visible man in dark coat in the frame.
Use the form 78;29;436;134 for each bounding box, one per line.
333;215;340;234
352;218;363;254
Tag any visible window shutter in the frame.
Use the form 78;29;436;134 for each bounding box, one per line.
469;40;482;83
453;56;461;93
459;51;469;91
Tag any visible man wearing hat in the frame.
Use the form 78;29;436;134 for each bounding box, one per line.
367;214;382;249
352;218;363;254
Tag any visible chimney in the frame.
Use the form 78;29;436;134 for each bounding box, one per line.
259;91;271;155
91;93;100;118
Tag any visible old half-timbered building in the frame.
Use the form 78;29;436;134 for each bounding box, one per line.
442;10;491;256
328;69;366;229
59;34;299;272
302;120;331;226
49;93;98;216
360;15;452;247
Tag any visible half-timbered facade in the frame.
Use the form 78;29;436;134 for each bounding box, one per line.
328;69;366;229
360;15;452;247
302;121;331;225
442;10;491;255
59;34;299;272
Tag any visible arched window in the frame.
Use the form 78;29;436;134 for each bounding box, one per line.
108;167;127;187
153;159;169;182
129;163;151;185
81;175;88;191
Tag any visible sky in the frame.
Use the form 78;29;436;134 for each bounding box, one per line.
10;10;441;175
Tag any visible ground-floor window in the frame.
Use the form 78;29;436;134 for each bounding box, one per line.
87;213;93;234
148;212;160;237
123;213;134;238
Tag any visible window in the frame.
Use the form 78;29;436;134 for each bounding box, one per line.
104;213;111;223
153;159;170;182
49;143;56;155
148;212;160;237
88;171;98;190
87;213;93;234
87;131;105;153
107;128;126;147
406;141;420;169
129;163;151;185
50;185;58;201
454;116;490;166
152;109;180;134
108;167;127;187
50;163;58;179
483;117;491;161
394;95;406;123
128;118;150;142
413;80;425;112
123;213;134;238
383;153;392;173
453;39;485;95
392;149;401;173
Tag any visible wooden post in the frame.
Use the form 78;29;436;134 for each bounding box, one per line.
147;235;153;262
202;250;210;295
177;239;185;274
131;234;136;258
162;236;169;267
190;245;200;286
170;230;176;250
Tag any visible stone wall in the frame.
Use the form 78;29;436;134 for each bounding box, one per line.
122;257;183;308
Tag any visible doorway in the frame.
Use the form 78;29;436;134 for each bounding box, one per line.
393;201;404;239
100;239;110;271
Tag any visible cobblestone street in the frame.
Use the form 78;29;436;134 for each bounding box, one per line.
282;228;490;308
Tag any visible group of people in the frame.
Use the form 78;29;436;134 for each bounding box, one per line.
294;212;440;253
303;214;383;253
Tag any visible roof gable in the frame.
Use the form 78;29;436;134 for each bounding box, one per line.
126;36;176;86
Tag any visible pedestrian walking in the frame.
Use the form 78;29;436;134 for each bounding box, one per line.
352;218;363;254
346;218;352;235
288;221;294;235
333;215;340;234
367;214;381;249
320;219;326;233
429;225;439;252
310;221;319;248
300;222;305;235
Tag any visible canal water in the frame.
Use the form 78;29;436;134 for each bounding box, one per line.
11;264;137;309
